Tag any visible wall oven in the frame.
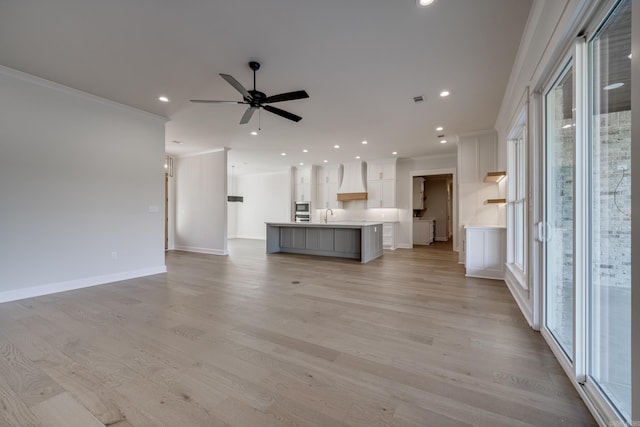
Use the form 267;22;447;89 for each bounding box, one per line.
294;201;311;222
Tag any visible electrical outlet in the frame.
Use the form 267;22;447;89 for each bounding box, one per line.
111;251;118;260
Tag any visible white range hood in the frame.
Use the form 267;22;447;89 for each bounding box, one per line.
337;161;368;201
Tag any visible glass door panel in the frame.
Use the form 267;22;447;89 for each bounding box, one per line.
588;0;632;421
545;63;575;360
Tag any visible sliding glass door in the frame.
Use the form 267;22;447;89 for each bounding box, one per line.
540;0;632;423
544;62;575;360
587;0;632;420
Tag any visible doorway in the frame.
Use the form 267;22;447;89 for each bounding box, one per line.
410;168;457;252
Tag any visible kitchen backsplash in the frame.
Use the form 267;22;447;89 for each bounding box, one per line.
314;201;399;222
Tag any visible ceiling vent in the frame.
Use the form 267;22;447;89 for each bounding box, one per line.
413;95;424;103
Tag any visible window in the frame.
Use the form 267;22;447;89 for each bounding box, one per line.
513;126;526;271
507;106;527;284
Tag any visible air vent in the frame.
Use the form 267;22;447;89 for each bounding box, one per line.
227;196;244;202
413;95;424;103
437;134;445;138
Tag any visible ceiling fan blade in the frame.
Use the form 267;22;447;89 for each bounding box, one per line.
265;90;309;104
219;74;252;100
263;105;302;122
239;107;257;124
190;99;245;104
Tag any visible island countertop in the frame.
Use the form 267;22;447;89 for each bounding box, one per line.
265;222;383;263
265;221;383;228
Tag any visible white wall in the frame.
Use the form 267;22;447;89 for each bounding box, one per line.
234;171;291;240
396;155;457;249
0;66;167;302
175;150;228;254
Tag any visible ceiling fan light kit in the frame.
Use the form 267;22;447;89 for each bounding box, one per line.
190;61;309;125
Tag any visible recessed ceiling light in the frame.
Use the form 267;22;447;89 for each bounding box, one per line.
436;126;443;131
323;159;328;163
603;82;624;90
392;151;398;155
250;131;258;136
158;96;170;103
362;140;368;145
440;91;450;97
416;0;436;7
303;149;308;153
281;152;286;156
356;156;361;159
334;145;340;149
299;162;304;166
440;140;447;144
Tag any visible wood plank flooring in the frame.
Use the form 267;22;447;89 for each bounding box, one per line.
0;239;595;426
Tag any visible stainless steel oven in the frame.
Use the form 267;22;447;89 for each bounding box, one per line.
294;201;311;222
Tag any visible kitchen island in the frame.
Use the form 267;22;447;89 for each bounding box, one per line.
265;222;383;263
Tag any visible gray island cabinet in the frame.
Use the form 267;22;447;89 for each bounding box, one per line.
266;222;383;263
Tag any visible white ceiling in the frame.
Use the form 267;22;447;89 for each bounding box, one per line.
0;0;532;175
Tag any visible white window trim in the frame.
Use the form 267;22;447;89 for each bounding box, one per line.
506;104;528;289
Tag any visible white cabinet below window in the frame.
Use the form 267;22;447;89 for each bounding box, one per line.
464;226;506;280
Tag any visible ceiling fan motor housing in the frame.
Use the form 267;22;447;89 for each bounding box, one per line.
248;90;267;107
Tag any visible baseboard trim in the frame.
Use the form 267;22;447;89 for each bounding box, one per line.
174;246;229;255
235;235;266;241
0;266;167;304
397;243;413;249
504;267;534;327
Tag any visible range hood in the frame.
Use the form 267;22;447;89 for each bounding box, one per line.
337;161;368;201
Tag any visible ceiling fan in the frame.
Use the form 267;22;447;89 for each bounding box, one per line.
190;61;309;124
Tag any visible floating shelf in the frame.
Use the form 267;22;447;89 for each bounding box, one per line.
337;192;368;202
484;171;507;183
486;198;507;204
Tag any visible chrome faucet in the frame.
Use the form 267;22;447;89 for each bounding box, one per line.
323;208;333;223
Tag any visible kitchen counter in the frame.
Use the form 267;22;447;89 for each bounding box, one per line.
265;222;383;263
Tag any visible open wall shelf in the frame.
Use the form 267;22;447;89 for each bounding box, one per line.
484;171;506;183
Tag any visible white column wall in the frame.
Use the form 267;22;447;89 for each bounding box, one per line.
175;150;228;255
235;171;292;240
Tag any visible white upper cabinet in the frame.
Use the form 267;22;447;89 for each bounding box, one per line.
367;161;396;181
413;177;425;209
294;165;316;203
316;164;343;209
367;158;396;208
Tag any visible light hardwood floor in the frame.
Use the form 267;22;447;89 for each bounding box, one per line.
0;239;595;426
